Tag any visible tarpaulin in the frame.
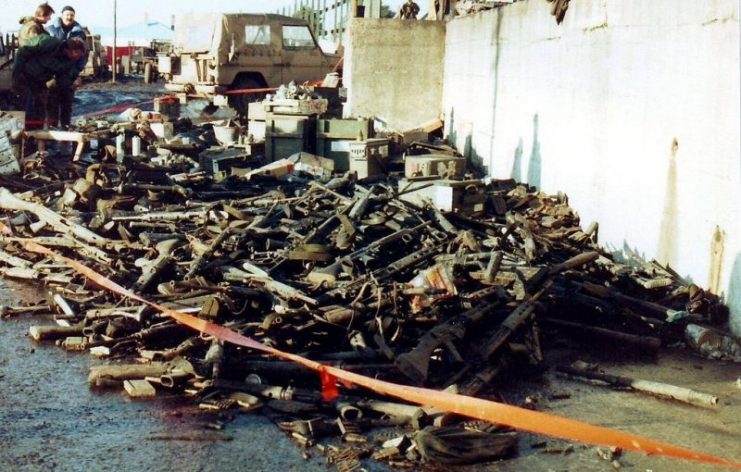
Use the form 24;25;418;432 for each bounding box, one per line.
24;241;741;469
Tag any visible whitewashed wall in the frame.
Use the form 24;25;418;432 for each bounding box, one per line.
344;18;446;131
442;1;741;333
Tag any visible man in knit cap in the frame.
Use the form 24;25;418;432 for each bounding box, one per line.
46;5;88;128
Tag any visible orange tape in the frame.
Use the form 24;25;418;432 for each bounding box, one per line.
24;241;741;469
224;87;278;96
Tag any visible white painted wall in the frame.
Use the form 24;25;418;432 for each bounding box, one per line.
443;0;741;333
344;18;446;131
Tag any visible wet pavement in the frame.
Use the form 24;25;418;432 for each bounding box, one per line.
2;274;739;471
73;80;164;119
73;80;234;123
0;280;326;472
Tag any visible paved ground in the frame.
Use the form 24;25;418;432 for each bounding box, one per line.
0;280;330;472
2;276;738;472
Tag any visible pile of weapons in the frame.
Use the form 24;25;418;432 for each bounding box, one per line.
0;127;734;468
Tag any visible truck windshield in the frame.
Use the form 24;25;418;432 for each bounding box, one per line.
282;25;316;49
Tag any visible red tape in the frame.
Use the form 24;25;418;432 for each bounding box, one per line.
23;241;741;469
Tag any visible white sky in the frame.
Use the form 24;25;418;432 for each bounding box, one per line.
1;0;411;33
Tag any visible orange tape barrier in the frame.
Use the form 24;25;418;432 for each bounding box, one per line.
24;240;741;470
224;87;278;96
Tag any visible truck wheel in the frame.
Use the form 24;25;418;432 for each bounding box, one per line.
144;63;153;84
227;77;265;118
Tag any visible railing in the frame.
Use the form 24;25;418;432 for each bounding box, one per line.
278;0;383;45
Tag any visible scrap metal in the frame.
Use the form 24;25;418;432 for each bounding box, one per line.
0;110;734;470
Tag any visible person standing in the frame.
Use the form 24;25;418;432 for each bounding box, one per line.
399;0;420;19
13;36;87;130
18;3;54;47
46;5;88;128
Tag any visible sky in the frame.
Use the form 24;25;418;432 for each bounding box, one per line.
1;0;411;33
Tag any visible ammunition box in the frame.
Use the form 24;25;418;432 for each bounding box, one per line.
404;154;466;179
349;138;389;160
315;118;373;171
265;113;316;162
199;147;258;176
398;178;486;214
348;138;389;180
263;98;328;115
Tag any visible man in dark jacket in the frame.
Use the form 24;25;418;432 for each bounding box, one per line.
46;5;88;128
18;3;55;46
13;36;87;129
399;0;420;19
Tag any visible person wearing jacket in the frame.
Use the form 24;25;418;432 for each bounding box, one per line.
18;3;55;46
12;35;86;129
45;5;88;128
399;0;420;19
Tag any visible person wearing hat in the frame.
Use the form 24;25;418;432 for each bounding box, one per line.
18;3;54;46
13;35;87;130
46;5;88;128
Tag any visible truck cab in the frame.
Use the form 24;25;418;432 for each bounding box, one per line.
161;13;340;113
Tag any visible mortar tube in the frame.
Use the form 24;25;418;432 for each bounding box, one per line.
160;369;193;388
336;402;364;422
29;323;84;341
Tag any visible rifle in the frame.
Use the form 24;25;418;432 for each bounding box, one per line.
319;241;444;303
306;221;431;286
395;251;598;385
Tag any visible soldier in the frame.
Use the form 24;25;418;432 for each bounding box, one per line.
12;36;86;130
17;2;54;46
46;5;88;128
399;0;420;20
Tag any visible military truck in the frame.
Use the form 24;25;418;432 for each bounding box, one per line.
79;27;106;79
161;13;340;114
130;39;172;83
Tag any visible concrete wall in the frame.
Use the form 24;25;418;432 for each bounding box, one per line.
344;18;446;131
442;1;741;333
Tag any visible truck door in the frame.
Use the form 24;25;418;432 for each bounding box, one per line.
280;24;330;84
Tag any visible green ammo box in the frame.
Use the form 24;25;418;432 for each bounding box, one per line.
315;118;373;171
265;113;316;162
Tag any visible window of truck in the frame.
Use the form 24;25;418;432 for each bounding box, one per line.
282;25;316;49
245;25;271;45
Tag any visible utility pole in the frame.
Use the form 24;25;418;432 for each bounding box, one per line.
112;0;117;83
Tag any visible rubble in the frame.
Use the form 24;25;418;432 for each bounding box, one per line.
0;88;735;470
